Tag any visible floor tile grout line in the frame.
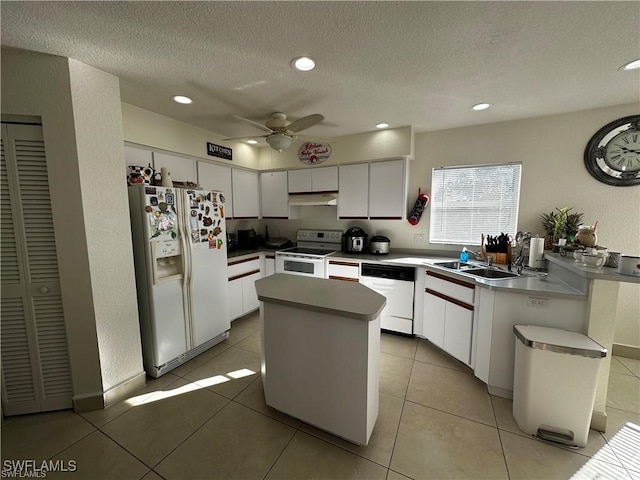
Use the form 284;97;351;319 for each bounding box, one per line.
489;394;512;479
401;398;498;430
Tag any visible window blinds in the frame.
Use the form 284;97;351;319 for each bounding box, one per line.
429;163;522;245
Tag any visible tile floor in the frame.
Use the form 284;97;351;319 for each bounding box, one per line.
2;311;639;480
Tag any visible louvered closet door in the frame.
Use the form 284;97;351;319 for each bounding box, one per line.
1;123;73;416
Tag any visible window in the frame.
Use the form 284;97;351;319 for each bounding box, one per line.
429;163;522;245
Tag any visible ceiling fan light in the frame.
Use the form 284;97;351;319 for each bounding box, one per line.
247;139;258;145
376;123;389;129
172;95;192;104
266;134;293;151
291;56;316;72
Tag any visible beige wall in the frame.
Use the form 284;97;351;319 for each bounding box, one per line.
1;48;144;406
122;103;260;170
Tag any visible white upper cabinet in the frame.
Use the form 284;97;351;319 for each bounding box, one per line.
288;169;312;193
153;151;196;183
369;159;407;219
197;162;233;218
288;166;338;193
124;145;153;168
338;163;369;219
231;168;259;218
260;171;289;218
310;166;338;192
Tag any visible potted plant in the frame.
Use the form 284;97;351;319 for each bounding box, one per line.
540;207;584;249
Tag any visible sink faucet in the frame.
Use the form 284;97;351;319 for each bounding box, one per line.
470;250;493;267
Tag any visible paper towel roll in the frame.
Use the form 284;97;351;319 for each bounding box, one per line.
528;237;544;268
161;167;172;187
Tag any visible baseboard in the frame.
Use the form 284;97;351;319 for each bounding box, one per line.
612;343;640;360
590;410;607;433
103;371;147;408
487;385;513;399
73;392;105;412
72;370;147;413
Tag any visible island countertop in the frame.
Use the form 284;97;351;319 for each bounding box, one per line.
255;274;386;321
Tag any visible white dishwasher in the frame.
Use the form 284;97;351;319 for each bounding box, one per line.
360;263;415;335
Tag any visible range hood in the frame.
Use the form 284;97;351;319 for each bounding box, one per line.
288;192;338;207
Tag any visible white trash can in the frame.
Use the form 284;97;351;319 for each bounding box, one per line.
512;325;607;447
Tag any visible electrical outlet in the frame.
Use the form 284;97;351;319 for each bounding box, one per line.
414;234;425;244
527;297;548;308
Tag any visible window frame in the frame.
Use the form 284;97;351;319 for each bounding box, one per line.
428;162;522;246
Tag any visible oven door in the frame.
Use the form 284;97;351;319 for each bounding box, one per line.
275;253;326;278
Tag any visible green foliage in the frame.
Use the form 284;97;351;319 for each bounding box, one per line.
540;207;584;242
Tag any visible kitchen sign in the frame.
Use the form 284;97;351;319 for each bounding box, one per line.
207;142;232;161
298;142;331;165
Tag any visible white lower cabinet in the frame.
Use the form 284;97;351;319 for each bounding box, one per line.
422;271;475;365
264;255;275;277
228;256;262;320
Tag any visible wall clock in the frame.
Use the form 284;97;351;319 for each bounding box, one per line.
584;115;640;186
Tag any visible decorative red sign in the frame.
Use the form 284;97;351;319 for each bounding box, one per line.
297;142;331;165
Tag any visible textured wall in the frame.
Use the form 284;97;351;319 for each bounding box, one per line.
68;60;144;391
1;48;144;403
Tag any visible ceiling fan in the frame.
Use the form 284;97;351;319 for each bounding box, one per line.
223;112;324;151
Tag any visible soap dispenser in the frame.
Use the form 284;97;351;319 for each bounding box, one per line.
459;247;469;263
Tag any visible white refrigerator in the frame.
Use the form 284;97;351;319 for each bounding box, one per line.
128;185;230;377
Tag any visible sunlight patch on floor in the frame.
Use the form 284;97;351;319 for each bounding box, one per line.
570;421;640;479
124;368;257;407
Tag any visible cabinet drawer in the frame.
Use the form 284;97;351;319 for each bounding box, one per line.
327;260;360;280
228;257;261;278
425;271;475;305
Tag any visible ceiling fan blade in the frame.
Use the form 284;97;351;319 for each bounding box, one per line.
233;115;273;133
293;134;332;143
222;134;269;141
286;114;324;133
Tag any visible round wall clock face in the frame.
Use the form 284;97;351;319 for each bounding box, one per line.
584;115;640;186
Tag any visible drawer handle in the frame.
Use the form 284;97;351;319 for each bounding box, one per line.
39;286;49;294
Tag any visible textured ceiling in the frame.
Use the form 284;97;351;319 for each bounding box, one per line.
1;1;639;144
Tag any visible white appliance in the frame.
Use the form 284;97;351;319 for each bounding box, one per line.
360;264;415;335
275;229;342;278
128;185;230;377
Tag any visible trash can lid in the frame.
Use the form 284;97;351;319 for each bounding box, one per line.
514;325;607;358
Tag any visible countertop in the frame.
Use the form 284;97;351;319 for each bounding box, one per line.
329;251;589;298
255;274;386;321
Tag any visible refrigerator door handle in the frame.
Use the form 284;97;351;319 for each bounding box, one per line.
178;190;194;349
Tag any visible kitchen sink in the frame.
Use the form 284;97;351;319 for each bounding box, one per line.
433;261;475;270
464;268;521;279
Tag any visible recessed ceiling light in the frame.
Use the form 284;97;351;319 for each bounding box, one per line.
470;103;491;111
172;95;192;104
376;123;389;129
619;59;640;71
291;56;316;72
247;139;258;145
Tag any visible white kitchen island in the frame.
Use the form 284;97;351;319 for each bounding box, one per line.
255;274;386;446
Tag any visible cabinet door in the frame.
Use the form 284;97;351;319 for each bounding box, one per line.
288;169;312;193
198;162;233;218
153;152;196;183
231;169;259;218
423;292;446;348
369;159;405;219
228;278;243;321
338;163;368;219
242;271;262;313
312;166;338;192
444;302;473;365
125;145;153;168
264;256;275;277
260;171;289;218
